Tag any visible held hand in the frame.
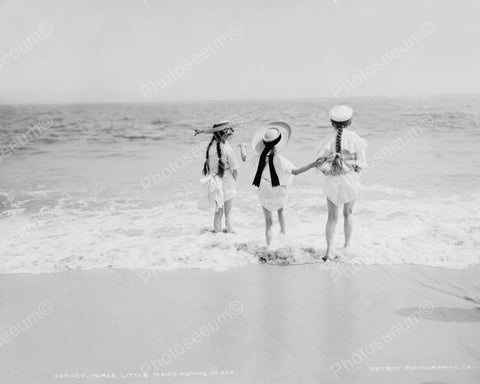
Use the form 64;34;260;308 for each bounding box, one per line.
194;129;203;136
314;157;327;167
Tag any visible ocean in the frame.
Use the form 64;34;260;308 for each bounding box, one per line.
0;96;479;274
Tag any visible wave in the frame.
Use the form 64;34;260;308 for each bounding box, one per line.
151;119;170;125
0;185;478;275
115;134;152;140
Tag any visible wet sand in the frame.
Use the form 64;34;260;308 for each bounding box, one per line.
0;264;479;383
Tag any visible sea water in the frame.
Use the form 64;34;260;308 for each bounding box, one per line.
0;96;479;273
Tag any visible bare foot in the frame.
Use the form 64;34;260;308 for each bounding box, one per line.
322;252;331;262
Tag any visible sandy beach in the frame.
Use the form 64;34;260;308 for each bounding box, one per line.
1;264;479;383
2;0;480;382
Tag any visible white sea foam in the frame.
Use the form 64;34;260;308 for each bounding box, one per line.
1;99;479;274
0;185;478;274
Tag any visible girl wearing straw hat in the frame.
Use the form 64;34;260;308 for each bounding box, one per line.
317;105;368;261
252;122;323;246
196;121;245;233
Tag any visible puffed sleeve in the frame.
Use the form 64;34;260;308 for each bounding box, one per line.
277;156;294;185
280;156;294;174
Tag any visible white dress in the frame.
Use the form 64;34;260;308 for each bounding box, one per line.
252;154;294;212
198;141;240;211
317;129;368;205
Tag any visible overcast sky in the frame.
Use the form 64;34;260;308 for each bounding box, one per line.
0;0;479;104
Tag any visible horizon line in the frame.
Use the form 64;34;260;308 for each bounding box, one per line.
1;93;479;106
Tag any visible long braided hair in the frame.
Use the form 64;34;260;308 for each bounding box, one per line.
331;119;350;173
202;131;225;178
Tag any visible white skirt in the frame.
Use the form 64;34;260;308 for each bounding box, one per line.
222;171;236;202
257;185;288;212
321;172;360;205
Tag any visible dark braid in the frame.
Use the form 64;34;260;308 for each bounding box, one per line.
216;138;225;178
202;136;215;175
335;125;343;153
331;119;349;174
202;133;225;178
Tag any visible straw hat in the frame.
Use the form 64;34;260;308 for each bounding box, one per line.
252;122;292;154
194;121;233;136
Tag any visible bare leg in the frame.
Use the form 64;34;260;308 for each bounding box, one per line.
343;200;355;247
224;199;235;233
214;207;223;233
323;198;339;261
278;208;286;236
262;207;273;246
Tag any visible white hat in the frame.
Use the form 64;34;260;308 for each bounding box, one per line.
252;122;292;154
329;105;353;122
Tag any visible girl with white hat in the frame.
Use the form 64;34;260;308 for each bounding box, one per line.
252;122;322;246
196;121;243;233
317;105;368;261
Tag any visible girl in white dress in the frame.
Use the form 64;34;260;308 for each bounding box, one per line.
317;106;368;261
252;122;321;246
196;121;244;233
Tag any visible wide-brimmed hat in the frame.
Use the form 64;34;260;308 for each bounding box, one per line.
252;121;292;154
329;105;353;122
211;121;233;131
194;121;234;136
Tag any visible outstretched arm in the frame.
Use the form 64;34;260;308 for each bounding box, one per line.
292;157;328;176
292;161;316;176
